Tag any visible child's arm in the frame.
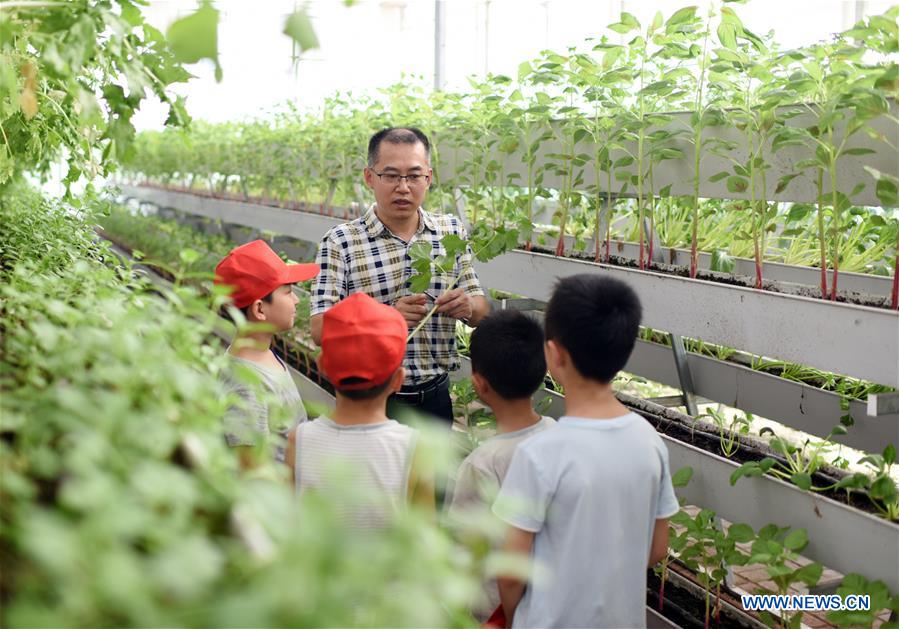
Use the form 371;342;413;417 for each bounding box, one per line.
408;444;436;518
497;525;534;626
648;517;670;566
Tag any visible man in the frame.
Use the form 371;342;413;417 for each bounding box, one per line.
310;127;490;424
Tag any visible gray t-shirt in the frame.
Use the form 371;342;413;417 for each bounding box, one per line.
293;416;417;529
493;413;679;629
448;415;556;620
221;352;308;462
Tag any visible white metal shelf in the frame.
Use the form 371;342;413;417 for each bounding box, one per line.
626;339;899;454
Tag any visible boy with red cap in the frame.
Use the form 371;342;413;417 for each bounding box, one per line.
287;292;435;526
214;239;320;467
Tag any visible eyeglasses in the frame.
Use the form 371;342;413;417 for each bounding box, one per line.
372;171;430;186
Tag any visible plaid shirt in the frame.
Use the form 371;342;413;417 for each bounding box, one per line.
312;204;484;386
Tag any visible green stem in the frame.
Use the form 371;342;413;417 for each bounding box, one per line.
406;275;462;342
406;232;499;342
816;168;828;298
829;151;840;300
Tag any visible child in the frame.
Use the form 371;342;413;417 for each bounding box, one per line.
447;309;556;621
493;274;679;628
214;239;320;467
287;292;434;527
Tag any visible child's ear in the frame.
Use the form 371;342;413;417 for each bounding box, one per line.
545;340;564;373
389;367;405;392
543;341;559;371
471;372;489;399
249;299;266;321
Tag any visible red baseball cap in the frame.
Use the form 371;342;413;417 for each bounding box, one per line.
319;293;408;391
214;240;320;308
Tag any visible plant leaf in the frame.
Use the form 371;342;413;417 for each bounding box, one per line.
783;528;809;551
283;9;320;52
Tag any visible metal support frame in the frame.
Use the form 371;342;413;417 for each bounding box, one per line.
433;0;446;91
868;393;899;417
669;333;699;417
647;394;709;408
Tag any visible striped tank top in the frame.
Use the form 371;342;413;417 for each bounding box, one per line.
293;416;417;529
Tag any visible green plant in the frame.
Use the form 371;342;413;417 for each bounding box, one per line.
671;507;752;629
707;9;782;289
833;444;899;521
0;1;190;187
729;425;848;492
746;525;823;629
655;466;693;613
702;407;750;458
451;379;497;452
406;223;518;341
1;184;485;627
826;573;899;627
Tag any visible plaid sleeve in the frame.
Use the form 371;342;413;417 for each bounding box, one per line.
451;219;485;297
311;230;347;316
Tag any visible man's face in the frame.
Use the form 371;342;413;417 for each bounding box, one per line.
364;141;432;223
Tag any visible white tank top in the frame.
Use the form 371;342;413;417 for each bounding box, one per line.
294;417;417;529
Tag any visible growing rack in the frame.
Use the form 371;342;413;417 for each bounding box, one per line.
119;150;899;593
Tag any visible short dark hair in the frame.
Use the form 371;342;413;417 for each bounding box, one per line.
367;127;431;167
544;275;642;384
238;291;274;320
335;375;394;401
470;310;547;400
223;291;274;324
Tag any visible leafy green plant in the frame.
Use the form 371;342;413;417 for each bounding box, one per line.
0;1;191;188
746;525;823;629
451;379;497;452
702;407;750;458
655;465;693;613
707;9;782;289
406;223;518;341
729;425;848;492
826;573;899;627
833;444;899;521
1;184;485;627
671;507;752;629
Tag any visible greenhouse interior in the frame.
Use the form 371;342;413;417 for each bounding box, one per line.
2;1;898;627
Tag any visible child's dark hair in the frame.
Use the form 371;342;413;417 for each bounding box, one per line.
223;291;274;324
544;275;642;384
240;292;273;319
470;310;546;399
336;376;394;401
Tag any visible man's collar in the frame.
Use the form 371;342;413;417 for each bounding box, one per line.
364;203;437;238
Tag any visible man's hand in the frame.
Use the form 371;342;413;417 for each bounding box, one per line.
435;287;473;321
395;294;429;327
